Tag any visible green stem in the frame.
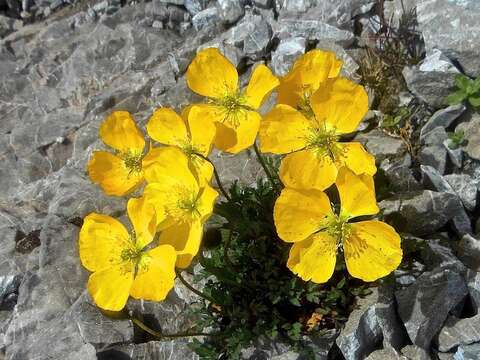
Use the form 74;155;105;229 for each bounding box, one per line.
130;316;212;339
176;270;216;304
194;153;231;200
253;142;277;190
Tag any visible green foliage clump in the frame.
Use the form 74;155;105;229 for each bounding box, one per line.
447;130;466;149
188;179;372;359
446;74;480;108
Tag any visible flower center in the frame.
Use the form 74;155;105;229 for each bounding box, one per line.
120;232;151;275
177;191;201;219
120;150;143;175
212;90;248;128
305;127;344;162
325;213;352;251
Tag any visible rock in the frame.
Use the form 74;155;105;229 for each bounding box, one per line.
444;174;478;211
453;342;480;360
416;0;480;77
253;0;272;9
380;157;422;193
396;268;468;349
184;0;203;15
356;129;407;163
418;145;448;175
457;234;480;271
456;114;480;161
436;314;480;352
444;140;464;169
336;286;408;360
0;15;23;38
216;0;244;24
271;37;306;76
366;348;407;360
97;339;200;359
421;126;448;146
379;190;463;236
420;104;466;142
191;7;219;31
400;345;431;360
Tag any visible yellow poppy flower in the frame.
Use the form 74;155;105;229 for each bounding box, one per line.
260;77;376;191
88;111;146;196
79;196;177;311
274;167;402;283
277;49;342;112
142;146;218;268
186;47;279;153
146;106;216;186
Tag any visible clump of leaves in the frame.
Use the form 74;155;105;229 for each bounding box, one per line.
447;130;466;149
188;179;372;359
446;74;480;108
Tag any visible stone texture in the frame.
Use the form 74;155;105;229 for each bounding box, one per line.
216;0;244;24
271;37;306;76
444;174;478;211
457;234;480;271
420;104;466;142
456;113;480;161
436;314;480;352
356;129;407;163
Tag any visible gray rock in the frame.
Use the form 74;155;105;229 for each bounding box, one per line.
416;0;480;77
457;234;480;272
192;7;219;31
356;129;407;163
271;37;306;77
396;268;468;349
444;140;464;169
453;342;480;360
216;0;244;24
444;174;478;211
379;190;463;236
420;165;453;193
99;339;200;359
420;104;466;142
400;345;431;360
253;0;272;9
336;286;407;360
0;15;23;38
381;157;422;193
437;314;480;352
456;114;480;161
418;145;448;175
184;0;203;15
421;126;448;147
366;348;407;360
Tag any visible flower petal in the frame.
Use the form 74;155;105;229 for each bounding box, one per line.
99;111;145;153
274;187;332;242
146;107;188;147
185;105;217;156
87;262;134;311
336;167;379;219
88;151;144;196
338;142;376;176
159;220;203;268
79;213;131;272
191;155;214;187
186;48;238;99
279;149;338;191
287;232;337;283
127;197;158;249
310;77;369;134
214;110;261;153
259;104;311;154
277;50;342;108
130;245;177;301
244;64;280;110
344;220;402;282
197;184;219;221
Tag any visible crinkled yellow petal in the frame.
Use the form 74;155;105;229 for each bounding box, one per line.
259;104;311;154
310;77;369;134
127;197;158;249
88;151;144;196
274;187;332;242
130;245;177;301
190;155;214;187
99;111;145;153
142;147;199;192
336;167;379;219
214;110;261;153
185;105;217;156
344;220;402;282
79;213;130;272
287;231;337;283
197;184;219;221
146;107;188;147
87;262;134;311
159;220;203;269
280;149;338;191
338;142;377;176
277;50;342;108
186;48;238;99
244;64;280;110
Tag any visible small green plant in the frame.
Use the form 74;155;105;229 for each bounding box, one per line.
447;130;466;149
447;74;480;107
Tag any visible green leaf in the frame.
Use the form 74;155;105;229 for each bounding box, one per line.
468;94;480;107
446;90;467;105
472;77;480;92
454;74;471;91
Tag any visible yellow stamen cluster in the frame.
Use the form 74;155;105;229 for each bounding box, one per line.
120;150;143;175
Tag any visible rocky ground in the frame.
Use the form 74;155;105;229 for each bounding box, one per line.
0;0;480;359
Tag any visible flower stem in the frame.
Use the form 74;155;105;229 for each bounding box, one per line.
176;270;216;304
253;142;277;190
130;316;212;339
194;153;231;200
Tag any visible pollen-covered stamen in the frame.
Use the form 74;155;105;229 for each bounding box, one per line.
325;213;352;252
119;232;151;275
120;150;143;176
177;191;201;219
211;90;248;128
304;127;343;162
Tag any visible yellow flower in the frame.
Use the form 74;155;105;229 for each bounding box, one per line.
277;49;342;112
79;196;177;311
186;47;279;153
88;111;146;196
146;106;216;186
142;147;218;268
259;76;376;191
274;167;402;283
